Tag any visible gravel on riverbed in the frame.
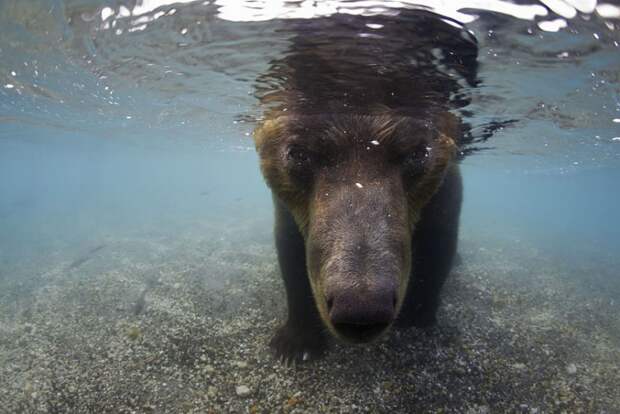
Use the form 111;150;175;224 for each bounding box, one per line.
1;217;618;413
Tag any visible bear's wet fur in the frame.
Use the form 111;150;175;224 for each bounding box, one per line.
253;10;478;362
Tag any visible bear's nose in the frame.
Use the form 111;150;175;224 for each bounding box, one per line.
326;287;396;342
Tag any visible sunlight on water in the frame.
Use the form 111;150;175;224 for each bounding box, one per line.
0;0;619;412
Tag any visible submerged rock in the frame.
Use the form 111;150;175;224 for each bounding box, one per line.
236;385;251;397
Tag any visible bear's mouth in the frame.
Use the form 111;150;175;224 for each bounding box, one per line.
332;322;391;343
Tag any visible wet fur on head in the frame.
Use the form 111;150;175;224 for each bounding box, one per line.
254;109;457;339
254;109;457;230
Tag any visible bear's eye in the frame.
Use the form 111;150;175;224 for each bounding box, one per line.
287;146;313;166
403;146;431;176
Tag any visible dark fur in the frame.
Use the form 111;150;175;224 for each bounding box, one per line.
272;167;461;359
254;10;476;362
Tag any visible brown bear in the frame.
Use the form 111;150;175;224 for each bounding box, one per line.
253;9;479;363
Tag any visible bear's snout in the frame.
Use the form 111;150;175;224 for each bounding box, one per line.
326;284;397;342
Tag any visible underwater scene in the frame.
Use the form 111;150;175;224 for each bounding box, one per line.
0;0;619;412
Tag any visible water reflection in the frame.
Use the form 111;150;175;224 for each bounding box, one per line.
253;9;518;157
256;10;479;112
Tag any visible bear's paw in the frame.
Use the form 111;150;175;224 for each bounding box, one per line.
269;322;327;365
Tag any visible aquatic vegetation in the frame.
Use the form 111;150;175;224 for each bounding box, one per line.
126;326;142;341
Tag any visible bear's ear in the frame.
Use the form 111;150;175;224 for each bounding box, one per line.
254;116;290;149
435;131;458;162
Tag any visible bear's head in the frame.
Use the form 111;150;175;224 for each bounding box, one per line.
252;9;478;343
254;109;458;342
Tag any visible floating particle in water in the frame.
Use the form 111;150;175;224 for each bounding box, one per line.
370;140;380;145
355;182;363;188
612;137;620;141
4;84;14;89
613;118;620;123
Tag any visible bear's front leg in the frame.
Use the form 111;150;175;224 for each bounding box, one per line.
270;198;327;364
397;166;462;328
